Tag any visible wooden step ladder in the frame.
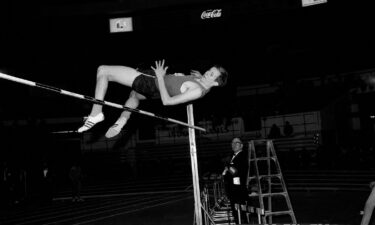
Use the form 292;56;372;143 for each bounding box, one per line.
247;139;297;224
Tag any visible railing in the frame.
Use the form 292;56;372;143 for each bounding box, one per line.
272;134;317;151
201;174;229;225
283;170;375;192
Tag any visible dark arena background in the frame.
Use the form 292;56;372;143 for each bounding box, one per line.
1;0;375;224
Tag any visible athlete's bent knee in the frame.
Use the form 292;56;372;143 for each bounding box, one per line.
97;65;107;77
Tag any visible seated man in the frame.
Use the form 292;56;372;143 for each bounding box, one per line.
78;60;228;138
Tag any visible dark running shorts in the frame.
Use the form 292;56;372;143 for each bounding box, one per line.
131;74;160;99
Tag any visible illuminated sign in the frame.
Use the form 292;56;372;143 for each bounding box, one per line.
201;9;222;19
109;17;133;33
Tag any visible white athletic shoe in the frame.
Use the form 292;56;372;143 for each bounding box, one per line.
77;113;105;133
105;118;127;138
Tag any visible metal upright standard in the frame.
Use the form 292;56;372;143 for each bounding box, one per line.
247;139;297;224
187;104;203;225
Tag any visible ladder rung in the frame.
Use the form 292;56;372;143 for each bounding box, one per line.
265;210;293;216
259;174;281;179
252;139;269;143
249;192;287;197
262;192;287;197
250;157;276;161
248;174;282;180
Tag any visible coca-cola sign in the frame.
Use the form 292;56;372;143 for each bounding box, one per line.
201;9;222;19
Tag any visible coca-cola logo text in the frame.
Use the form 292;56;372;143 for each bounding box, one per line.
201;9;222;19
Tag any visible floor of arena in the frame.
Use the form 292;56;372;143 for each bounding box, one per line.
0;175;369;225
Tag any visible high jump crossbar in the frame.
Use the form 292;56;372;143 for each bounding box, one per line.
0;72;206;132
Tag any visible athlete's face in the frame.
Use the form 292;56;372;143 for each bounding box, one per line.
203;67;221;82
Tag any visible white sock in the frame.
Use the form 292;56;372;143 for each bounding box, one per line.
115;117;127;128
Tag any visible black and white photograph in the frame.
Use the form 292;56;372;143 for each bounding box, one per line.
1;0;375;224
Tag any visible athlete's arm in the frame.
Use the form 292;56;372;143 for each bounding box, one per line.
153;60;202;106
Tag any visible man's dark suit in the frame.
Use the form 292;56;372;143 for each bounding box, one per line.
224;149;249;224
